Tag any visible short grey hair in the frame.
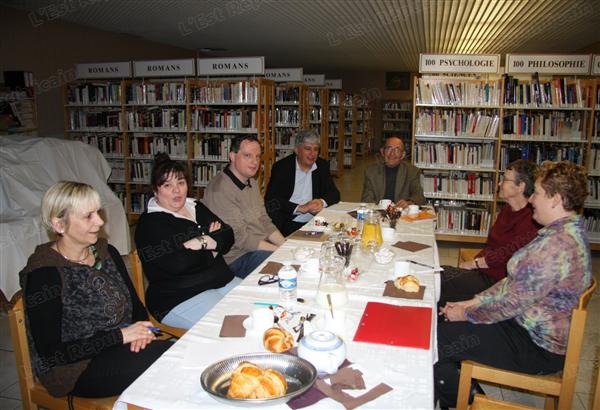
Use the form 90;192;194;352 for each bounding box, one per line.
294;129;320;147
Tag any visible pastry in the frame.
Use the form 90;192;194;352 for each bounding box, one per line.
227;361;288;399
263;327;294;353
394;275;420;293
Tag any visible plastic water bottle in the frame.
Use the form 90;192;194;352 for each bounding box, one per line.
278;261;297;305
356;203;367;233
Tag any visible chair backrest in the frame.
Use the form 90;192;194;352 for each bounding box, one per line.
557;277;597;408
129;249;146;305
8;294;35;407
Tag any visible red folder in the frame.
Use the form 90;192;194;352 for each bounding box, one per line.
353;302;432;350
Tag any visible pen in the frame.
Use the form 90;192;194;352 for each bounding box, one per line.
407;260;435;269
121;323;162;333
254;302;280;307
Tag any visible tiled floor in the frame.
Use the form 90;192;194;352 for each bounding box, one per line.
1;155;598;409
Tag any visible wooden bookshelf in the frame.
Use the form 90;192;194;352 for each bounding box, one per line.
273;82;308;161
327;89;345;176
308;87;328;158
383;99;412;159
342;92;355;168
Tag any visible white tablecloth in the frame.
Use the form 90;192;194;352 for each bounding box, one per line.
115;202;441;409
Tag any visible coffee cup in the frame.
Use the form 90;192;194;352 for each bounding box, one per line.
407;204;420;215
394;260;411;277
382;227;395;241
249;308;274;332
378;199;392;209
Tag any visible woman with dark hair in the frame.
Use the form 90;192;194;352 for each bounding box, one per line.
435;160;592;408
439;159;541;306
134;153;239;329
20;181;170;398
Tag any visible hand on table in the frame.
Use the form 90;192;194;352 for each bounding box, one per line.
439;298;479;322
121;321;157;352
396;199;412;209
298;199;324;215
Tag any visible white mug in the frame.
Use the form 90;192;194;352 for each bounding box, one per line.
250;308;274;332
381;227;395;241
378;199;392;209
408;204;420;215
394;260;411;277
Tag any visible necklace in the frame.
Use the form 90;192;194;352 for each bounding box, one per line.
56;241;90;264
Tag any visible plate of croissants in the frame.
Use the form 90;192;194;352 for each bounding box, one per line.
200;352;317;406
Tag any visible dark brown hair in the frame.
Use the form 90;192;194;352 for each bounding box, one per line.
537;160;588;211
150;153;189;192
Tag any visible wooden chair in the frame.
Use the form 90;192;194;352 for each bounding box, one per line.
456;278;597;410
129;249;186;338
458;247;482;266
592;353;600;410
470;394;539;410
8;294;117;410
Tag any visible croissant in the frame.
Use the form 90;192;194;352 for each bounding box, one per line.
227;361;288;399
263;327;294;353
394;274;420;293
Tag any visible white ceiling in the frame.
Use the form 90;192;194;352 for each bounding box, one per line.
3;0;600;72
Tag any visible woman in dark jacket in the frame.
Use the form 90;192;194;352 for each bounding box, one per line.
135;153;239;329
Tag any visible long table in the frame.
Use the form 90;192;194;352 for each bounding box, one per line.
115;202;442;409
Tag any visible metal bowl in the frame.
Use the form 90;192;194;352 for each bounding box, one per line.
200;352;317;406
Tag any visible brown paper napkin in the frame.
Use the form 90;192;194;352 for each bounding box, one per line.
383;281;425;300
260;261;301;275
392;240;431;252
329;367;366;390
218;315;248;337
288;230;329;242
315;379;393;410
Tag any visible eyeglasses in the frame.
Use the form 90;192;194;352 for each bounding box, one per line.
500;176;517;183
258;274;278;286
383;146;403;153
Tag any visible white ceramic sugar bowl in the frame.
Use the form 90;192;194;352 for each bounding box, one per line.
298;330;346;375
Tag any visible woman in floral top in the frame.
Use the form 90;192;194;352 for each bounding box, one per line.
434;161;592;408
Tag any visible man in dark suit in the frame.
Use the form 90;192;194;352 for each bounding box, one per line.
361;135;426;207
265;129;340;236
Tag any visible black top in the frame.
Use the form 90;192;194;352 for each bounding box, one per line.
384;165;399;200
134;200;234;320
265;154;340;235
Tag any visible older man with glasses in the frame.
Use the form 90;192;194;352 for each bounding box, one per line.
361;135;426;208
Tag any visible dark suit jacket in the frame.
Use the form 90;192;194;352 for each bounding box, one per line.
265;154;340;235
360;160;426;205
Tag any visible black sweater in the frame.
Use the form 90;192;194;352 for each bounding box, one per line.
134;200;234;320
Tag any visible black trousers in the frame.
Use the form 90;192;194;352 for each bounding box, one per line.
71;340;172;397
435;319;565;408
281;220;306;237
438;266;497;307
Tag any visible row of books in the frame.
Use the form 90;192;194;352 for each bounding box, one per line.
274;108;300;126
328;109;340;121
594;113;600;138
75;134;123;155
344;110;353;120
328;139;339;150
383;101;411;111
126;109;186;131
329;124;339;137
343;94;353;106
383;122;411;132
275;87;300;104
130;160;152;182
126;83;186;105
191;82;258;104
329;91;341;106
583;210;600;235
422;172;495;197
502;111;588;139
588;148;600;172
503;74;590;108
275;128;296;147
434;202;492;234
308;90;321;105
129;134;187;158
414;142;496;168
383;111;411;120
131;193;150;214
68;109;121;130
587;177;600;202
499;144;584;170
192;136;231;160
192;163;227;186
309;107;322;122
67;83;121;105
416;78;502;106
191;109;256;130
415;110;499;137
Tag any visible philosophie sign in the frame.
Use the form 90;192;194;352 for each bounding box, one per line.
76;62;131;79
265;68;303;82
592;55;600;75
506;54;591;75
419;54;500;74
197;57;265;76
303;74;325;86
133;59;195;77
325;79;343;89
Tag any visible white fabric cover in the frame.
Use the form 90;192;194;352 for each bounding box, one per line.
0;135;130;301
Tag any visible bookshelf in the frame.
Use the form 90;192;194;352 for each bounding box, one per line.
413;71;600;247
383;100;412;159
273;82;308;161
308;87;328;155
65;76;275;222
343;92;355;167
1;71;37;136
327;89;345;175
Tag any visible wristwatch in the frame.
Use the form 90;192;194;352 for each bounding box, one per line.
198;235;208;250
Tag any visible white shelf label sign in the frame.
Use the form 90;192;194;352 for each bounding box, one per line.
304;74;325;86
76;62;131;79
197;57;265;75
592;55;600;75
265;68;303;82
133;59;195;77
506;54;591;75
325;79;342;89
419;54;500;73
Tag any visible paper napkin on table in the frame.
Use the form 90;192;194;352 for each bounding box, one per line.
392;240;431;252
219;315;248;337
383;281;425;300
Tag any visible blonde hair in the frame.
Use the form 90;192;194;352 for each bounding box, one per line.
41;181;101;233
